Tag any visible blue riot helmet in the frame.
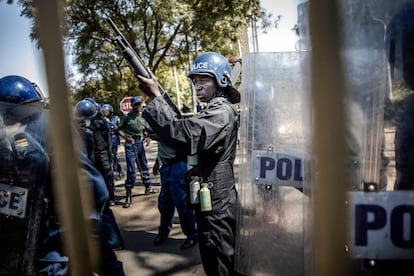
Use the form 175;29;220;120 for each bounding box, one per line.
0;75;46;125
101;103;114;116
84;97;101;113
74;99;98;121
188;52;240;103
0;75;44;104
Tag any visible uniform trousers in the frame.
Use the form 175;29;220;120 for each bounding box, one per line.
124;140;151;189
196;188;238;276
158;161;197;240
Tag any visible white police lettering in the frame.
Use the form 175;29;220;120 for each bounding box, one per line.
192;62;209;70
0;183;27;218
347;191;414;259
252;150;304;188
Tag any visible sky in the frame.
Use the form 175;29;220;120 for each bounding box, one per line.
257;0;299;52
0;1;301;97
0;2;48;96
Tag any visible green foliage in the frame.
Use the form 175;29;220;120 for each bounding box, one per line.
17;0;274;109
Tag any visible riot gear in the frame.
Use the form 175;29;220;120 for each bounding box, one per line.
0;75;44;104
188;52;240;104
74;99;98;121
84;97;101;113
141;51;240;274
101;103;123;181
75;99;124;250
235;52;310;276
101;103;114;115
0;76;65;274
188;52;232;88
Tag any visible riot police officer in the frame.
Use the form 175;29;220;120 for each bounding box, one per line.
82;98;116;204
138;52;240;275
101;103;123;181
74;99;125;250
0;75;60;275
0;75;124;275
74;99;97;161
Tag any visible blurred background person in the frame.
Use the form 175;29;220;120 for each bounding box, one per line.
74;99;125;251
118;96;157;209
101;103;124;181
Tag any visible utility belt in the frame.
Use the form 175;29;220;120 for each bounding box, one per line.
125;135;142;142
187;161;235;214
131;135;142;140
160;156;183;166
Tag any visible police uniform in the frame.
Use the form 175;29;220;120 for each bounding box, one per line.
109;115;121;154
79;150;125;276
75;101;124;250
108;115;123;177
1;104;125;275
119;110;152;190
154;142;197;248
90;113;114;193
0;76;125;275
0;104;55;275
143;96;239;275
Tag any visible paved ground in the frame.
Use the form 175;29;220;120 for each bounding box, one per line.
111;141;205;276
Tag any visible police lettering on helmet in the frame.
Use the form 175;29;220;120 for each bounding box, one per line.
187;52;240;104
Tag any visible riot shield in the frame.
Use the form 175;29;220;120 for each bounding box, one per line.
0;102;50;275
298;0;414;274
337;1;414;274
235;52;311;275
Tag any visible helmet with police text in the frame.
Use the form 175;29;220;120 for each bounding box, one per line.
131;96;142;106
101;103;114;116
188;52;240;104
0;75;44;104
74;99;98;121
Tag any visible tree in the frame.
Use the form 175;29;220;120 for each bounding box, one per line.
17;0;274;111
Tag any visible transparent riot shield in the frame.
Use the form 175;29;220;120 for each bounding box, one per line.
235;52;311;276
0;101;50;275
341;48;391;273
298;0;414;274
339;1;414;274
